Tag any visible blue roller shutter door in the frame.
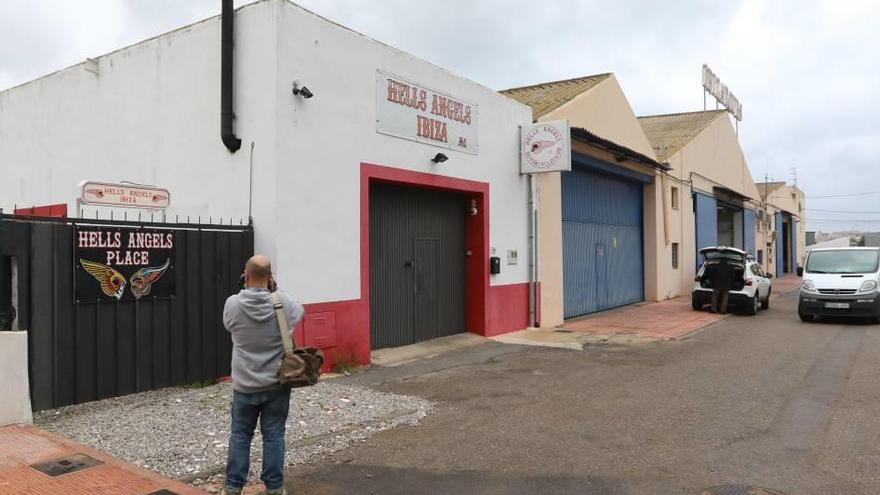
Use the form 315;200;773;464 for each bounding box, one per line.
743;209;756;258
694;193;718;270
562;168;644;318
775;212;784;277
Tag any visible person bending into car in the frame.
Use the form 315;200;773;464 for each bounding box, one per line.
711;257;734;314
222;255;304;495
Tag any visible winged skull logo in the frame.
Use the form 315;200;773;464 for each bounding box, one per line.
130;259;171;299
79;259;127;300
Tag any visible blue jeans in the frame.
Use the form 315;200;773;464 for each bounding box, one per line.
225;387;291;491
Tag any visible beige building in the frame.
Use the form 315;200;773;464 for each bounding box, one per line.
502;75;779;326
503;74;669;327
639;110;762;299
757;182;807;276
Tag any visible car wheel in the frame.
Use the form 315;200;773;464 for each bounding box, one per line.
799;311;813;322
745;294;758;315
692;298;702;311
761;291;770;310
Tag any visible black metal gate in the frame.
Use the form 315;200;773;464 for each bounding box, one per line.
369;183;466;349
0;214;253;411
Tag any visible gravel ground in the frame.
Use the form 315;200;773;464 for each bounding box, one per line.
34;380;433;484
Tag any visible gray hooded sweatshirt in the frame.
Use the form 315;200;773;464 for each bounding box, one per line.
223;288;305;393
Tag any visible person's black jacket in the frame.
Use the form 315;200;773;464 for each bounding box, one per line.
710;259;733;290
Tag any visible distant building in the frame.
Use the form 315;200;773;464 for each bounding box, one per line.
806;231;816;246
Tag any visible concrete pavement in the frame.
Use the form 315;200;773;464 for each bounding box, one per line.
286;290;880;494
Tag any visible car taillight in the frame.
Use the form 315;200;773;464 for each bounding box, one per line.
745;279;753;286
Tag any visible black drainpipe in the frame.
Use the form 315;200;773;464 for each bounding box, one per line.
221;0;242;153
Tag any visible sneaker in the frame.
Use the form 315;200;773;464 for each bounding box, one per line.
264;489;287;495
220;488;242;495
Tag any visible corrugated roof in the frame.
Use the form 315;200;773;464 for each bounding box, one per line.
500;74;611;119
571;127;670;171
637;110;727;161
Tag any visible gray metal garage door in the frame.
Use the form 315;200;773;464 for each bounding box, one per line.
562;157;646;318
369;182;467;349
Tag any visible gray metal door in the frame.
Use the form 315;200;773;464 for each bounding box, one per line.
370;183;466;349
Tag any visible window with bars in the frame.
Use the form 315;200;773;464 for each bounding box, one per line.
672;242;679;269
671;186;679;210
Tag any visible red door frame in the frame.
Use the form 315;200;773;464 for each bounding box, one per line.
360;163;490;335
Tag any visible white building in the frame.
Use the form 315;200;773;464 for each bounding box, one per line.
0;0;534;367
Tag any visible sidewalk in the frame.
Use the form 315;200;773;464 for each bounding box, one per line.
494;275;803;348
0;423;205;495
564;275;802;340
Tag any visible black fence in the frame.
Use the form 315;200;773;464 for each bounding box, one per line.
0;214;253;411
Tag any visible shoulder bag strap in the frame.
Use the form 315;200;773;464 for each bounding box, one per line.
270;292;294;352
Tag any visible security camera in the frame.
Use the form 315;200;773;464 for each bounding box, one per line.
292;81;314;99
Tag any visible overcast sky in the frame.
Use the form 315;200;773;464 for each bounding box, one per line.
1;0;878;233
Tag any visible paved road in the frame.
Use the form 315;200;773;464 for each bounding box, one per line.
287;292;880;494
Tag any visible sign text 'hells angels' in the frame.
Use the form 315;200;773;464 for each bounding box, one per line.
75;226;175;302
376;70;478;154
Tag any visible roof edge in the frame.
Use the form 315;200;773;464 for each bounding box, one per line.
499;72;612;93
571;127;671;172
637;108;727;120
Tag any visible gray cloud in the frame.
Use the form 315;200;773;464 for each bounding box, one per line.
1;0;877;232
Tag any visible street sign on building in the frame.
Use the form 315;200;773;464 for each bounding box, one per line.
79;181;171;210
376;70;479;154
520;120;571;174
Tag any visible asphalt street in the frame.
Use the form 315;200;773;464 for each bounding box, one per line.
287;291;880;495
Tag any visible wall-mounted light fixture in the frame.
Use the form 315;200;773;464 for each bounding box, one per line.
431;153;448;164
292;81;314;99
468;198;478;216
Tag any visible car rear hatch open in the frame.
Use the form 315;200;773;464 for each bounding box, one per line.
699;246;748;291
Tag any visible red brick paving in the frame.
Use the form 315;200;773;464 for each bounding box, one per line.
0;424;205;495
562;275;802;340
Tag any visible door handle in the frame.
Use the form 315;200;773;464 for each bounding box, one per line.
404;261;414;268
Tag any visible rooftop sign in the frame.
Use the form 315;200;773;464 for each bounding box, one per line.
79;181;171;210
702;64;742;121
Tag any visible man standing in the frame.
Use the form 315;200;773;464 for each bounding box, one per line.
711;257;733;314
222;255;304;495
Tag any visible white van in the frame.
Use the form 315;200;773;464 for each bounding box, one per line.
798;247;880;322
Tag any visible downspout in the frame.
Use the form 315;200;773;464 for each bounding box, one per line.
221;0;242;153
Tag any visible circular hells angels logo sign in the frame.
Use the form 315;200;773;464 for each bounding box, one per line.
523;124;565;170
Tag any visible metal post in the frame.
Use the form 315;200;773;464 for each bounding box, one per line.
527;173;539;328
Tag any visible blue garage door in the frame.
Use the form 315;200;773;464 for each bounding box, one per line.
562;165;644;318
694;193;718;270
744;208;756;258
775;212;784;277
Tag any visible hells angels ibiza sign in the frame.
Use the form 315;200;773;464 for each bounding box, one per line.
75;227;174;302
376;70;478;154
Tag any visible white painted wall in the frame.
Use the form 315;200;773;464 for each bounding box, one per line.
0;0;532;306
271;1;532;302
0;2;277;230
0;332;32;426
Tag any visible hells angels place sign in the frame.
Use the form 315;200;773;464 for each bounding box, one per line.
75;226;175;302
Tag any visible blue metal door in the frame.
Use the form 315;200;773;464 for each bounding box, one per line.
743;209;756;258
694;193;718;270
562;168;644;318
775;212;784;277
791;218;798;269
